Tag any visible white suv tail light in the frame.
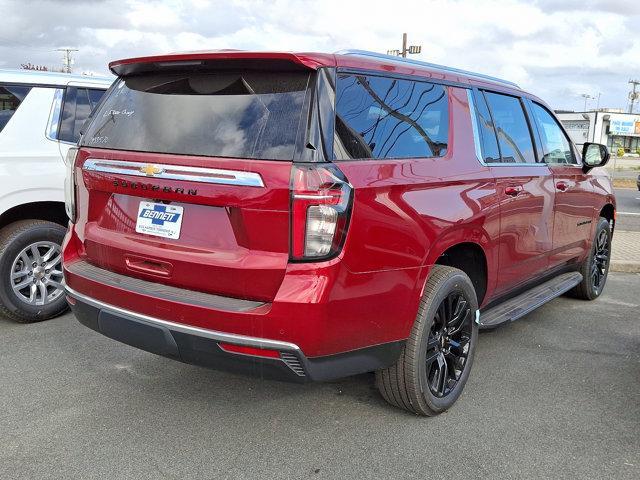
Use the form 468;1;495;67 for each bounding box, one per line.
64;147;78;223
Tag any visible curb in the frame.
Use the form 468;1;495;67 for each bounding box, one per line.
610;261;640;274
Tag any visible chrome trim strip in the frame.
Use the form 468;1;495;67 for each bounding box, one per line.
65;285;301;352
83;159;265;187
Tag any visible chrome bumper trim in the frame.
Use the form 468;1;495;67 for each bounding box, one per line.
65;285;300;353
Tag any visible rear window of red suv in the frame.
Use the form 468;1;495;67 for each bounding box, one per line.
80;71;310;160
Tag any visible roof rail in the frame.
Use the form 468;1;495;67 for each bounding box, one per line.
335;49;520;89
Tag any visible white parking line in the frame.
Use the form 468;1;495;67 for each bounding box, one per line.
618;212;640;216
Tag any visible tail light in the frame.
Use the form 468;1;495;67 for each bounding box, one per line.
290;164;352;261
64;147;78;223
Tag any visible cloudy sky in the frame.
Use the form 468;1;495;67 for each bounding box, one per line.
2;0;639;111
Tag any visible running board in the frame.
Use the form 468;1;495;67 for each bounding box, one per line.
479;272;583;329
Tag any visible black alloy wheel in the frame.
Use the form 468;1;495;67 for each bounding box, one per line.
426;291;473;398
569;217;612;301
375;265;479;416
590;228;609;295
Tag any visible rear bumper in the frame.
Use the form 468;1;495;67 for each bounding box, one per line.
66;286;403;382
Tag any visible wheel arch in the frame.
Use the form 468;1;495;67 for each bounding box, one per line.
433;242;488;306
0;201;68;231
599;203;615;230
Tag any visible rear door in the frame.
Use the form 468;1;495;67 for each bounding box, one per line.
527;100;593;266
477;90;555;295
74;68;312;302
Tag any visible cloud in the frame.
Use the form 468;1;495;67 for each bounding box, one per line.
1;0;638;111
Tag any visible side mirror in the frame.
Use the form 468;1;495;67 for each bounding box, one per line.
582;143;610;172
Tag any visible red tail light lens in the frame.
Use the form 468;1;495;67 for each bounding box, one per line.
290;164;352;261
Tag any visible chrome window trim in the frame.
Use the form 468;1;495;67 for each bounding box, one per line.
83;159;265;187
45;88;64;141
484;162;549;167
466;90;546;167
65;285;301;352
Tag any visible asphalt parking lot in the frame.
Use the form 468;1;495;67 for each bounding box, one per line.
1;273;639;480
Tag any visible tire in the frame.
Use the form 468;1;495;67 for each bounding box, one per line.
0;220;68;323
375;265;479;416
569;217;612;300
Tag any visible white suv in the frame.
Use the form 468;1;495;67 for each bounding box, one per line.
0;69;112;322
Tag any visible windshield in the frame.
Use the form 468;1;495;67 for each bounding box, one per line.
81;70;310;160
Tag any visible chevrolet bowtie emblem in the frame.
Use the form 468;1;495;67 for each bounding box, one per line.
140;164;164;176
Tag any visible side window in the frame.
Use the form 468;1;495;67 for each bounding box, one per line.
472;91;500;163
59;87;94;143
334;74;449;160
530;102;576;165
483;91;537;164
0;85;32;133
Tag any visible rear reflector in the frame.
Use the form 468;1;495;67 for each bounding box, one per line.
218;343;281;359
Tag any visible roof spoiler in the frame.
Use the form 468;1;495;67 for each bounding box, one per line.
109;51;335;77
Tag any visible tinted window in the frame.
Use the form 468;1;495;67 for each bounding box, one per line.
81;71;310;160
531;102;576;165
334;74;448;160
60;87;101;143
473;91;500;163
0;85;31;133
87;88;105;110
484;92;536;164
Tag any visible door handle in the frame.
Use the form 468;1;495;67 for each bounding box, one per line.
505;185;523;197
556;181;568;191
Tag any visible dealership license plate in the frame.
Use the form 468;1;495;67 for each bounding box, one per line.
135;201;184;239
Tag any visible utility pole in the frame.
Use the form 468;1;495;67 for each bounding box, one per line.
580;94;593;111
55;48;78;73
628;79;640;113
387;33;421;58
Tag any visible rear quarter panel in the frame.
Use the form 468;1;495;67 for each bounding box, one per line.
335;86;500;337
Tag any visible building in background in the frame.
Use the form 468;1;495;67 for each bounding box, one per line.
556;109;640;154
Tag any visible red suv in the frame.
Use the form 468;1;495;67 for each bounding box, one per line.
62;50;615;415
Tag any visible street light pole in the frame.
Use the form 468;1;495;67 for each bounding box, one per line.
580;94;592;111
628;79;640;114
401;33;408;58
387;33;421;58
